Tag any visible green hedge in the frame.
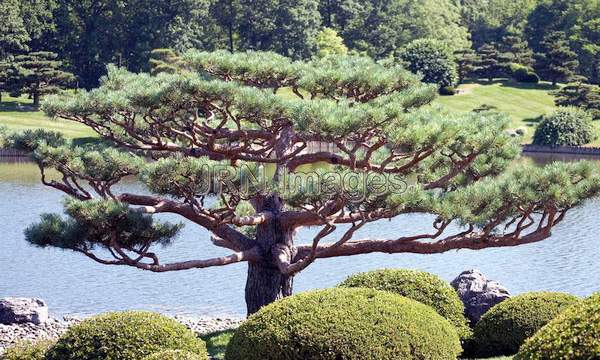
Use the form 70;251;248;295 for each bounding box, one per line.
471;292;578;357
45;311;208;360
516;292;599;359
0;339;54;360
226;288;462;360
533;108;596;147
338;269;471;339
143;350;206;360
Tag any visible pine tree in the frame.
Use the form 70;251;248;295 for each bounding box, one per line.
5;51;75;106
476;43;511;82
553;76;600;119
149;49;181;75
536;31;579;86
500;34;534;68
453;48;480;84
12;51;600;315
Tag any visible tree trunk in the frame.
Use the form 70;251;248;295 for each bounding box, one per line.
244;194;295;315
33;92;40;107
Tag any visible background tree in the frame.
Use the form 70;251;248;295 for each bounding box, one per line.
500;34;534;68
237;0;321;59
15;51;600;316
453;48;479;84
399;39;457;88
476;43;511;82
5;51;75;106
149;49;181;76
535;31;579;86
211;0;241;52
315;28;348;58
553;77;600;119
0;0;30;59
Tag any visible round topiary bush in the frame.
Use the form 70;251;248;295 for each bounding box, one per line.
471;292;579;357
516;292;599;359
143;350;206;360
399;38;457;88
533;108;596;146
1;339;54;360
510;64;539;83
338;269;471;339
45;311;208;360
225;288;462;360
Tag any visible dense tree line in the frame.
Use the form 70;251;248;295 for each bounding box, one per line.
1;0;598;91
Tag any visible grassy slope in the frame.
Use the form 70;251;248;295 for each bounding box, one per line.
435;80;600;145
0;94;96;140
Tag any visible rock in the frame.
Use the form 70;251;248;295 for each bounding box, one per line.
0;298;49;325
450;269;510;324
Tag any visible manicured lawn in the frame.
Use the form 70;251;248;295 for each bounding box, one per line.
201;330;235;360
435;79;600;145
0;94;96;140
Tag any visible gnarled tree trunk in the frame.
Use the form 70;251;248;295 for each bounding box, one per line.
244;194;295;315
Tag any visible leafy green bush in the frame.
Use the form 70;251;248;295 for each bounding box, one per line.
399;38;457;87
533;108;596;146
339;269;471;340
471;292;579;357
45;311;208;360
510;64;539;83
226;288;461;360
143;350;206;360
1;339;54;360
516;292;600;360
439;85;457;95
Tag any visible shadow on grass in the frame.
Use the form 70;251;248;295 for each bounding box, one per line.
462;78;560;91
200;329;236;360
0;99;38;112
523;115;544;126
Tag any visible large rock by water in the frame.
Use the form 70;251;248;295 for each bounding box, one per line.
450;269;510;324
0;298;48;325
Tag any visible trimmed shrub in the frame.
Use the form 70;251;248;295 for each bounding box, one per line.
45;311;208;360
471;292;579;357
533;108;596;146
516;292;600;359
143;350;206;360
439;86;456;96
338;269;471;339
1;339;54;360
226;288;462;360
510;64;539;83
399;38;457;87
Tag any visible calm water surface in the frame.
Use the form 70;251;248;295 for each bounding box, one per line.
1;155;599;317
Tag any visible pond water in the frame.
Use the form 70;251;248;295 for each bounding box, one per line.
1;154;599;317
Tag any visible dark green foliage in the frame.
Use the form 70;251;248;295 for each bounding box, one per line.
533;107;595;146
454;48;480;84
471;292;579;357
225;288;462;360
516;292;600;360
439;86;457;96
535;31;579;86
149;49;181;76
1;339;54;360
500;34;534;68
476;43;511;82
553;80;600;119
0;0;30;59
25;198;181;252
338;269;471;340
4;51;75;106
399;39;457;88
45;312;208;360
143;350;207;360
237;0;321;59
510;64;539;83
5;128;66;152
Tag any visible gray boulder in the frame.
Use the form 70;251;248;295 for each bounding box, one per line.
450;269;510;324
0;297;48;325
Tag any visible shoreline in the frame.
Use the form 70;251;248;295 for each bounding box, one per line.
0;313;243;355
